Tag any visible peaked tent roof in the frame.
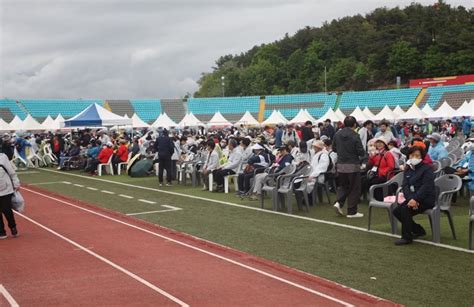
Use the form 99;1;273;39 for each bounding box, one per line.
178;113;204;128
53;114;65;130
131;113;150;128
262;110;288;126
421;104;435;117
350;107;369;122
0;118;12;131
20;114;46;131
63;103;132;127
234;111;260;126
318;108;342;123
392;105;406;117
373;105;397;121
455;101;473;117
399;104;427;120
9;115;23;130
362;107;376;120
207;111;232;127
151;113;178;128
430;101;456;119
289;109;315;124
334;109;346;121
42;115;55;130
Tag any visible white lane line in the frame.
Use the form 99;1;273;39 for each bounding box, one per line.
15;211;189;307
138;199;156;204
87;187;98;191
63;181;72;185
16;171;40;174
73;184;85;188
127;205;182;216
29;181;66;186
101;190;115;194
21;188;356;306
38;168;474;254
0;284;19;307
119;194;133;199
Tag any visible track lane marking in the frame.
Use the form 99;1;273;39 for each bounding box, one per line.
127;205;182;216
0;284;19;307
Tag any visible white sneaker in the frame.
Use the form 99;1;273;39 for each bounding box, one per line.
159;183;163;187
0;234;7;239
57;167;61;170
333;202;344;216
347;212;364;218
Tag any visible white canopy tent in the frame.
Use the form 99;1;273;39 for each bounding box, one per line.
178;113;204;128
42;115;55;130
262;110;288;126
421;104;435;118
373;105;397;122
207;111;232;127
392;105;406;118
131;113;150;128
53;114;65;130
234;111;260;126
20;114;46;131
362;107;376;120
289;109;317;124
430;101;456;119
455;101;474;117
0;118;12;131
318;108;343;123
9;116;23;130
350;106;369;122
399;104;427;120
335;109;346;121
151;112;178;129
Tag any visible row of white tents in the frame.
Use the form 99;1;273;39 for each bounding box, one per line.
1;99;472;131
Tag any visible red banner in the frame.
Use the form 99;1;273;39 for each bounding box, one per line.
409;74;474;88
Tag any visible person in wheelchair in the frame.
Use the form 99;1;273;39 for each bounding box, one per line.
57;139;81;170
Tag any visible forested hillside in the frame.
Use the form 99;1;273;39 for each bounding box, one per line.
194;1;473;97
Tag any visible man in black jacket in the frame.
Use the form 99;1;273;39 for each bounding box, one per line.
333;116;366;218
154;129;174;186
301;121;315;143
321;119;335;140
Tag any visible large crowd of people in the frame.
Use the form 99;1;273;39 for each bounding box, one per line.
0;115;472;245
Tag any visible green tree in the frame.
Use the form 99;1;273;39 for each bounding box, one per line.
387;40;420;80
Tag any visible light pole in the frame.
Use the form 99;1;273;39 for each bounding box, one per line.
221;75;225;97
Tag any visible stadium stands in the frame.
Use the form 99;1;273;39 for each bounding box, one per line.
339;88;421;115
264;93;337;120
187;96;260;122
160;99;187;123
106;100;135;117
418;84;474;110
0;99;28;122
20;99;104;119
129;99;162;123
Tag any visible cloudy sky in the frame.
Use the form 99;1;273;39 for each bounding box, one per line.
0;0;471;99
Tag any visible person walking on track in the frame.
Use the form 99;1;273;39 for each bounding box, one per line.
0;152;20;239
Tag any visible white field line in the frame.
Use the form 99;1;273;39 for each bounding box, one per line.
16;171;40;175
127;205;182;216
119;194;133;199
15;211;189;307
101;190;115;194
37;169;474;254
86;187;98;191
29;181;67;186
73;184;84;188
138;199;156;204
21;187;358;306
0;285;19;307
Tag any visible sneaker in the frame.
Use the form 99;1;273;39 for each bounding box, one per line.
249;194;260;201
0;233;7;239
166;183;172;187
346;212;364;218
11;227;18;237
394;238;413;246
57;166;62;170
159;183;163;187
333;202;344;216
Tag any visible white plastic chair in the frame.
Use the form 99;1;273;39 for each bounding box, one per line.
224;162;245;193
42;144;57;165
12;148;28;168
117;152;132;175
98;154;114;176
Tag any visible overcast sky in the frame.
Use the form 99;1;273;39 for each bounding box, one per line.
0;0;471;99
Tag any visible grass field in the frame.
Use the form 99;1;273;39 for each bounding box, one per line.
18;168;474;306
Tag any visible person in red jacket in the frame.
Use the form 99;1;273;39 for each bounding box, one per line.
88;142;114;175
112;139;129;173
367;137;395;201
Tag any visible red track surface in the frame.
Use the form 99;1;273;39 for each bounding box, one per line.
0;186;399;306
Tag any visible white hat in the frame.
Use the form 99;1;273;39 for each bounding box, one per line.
251;144;264;151
312;140;325;149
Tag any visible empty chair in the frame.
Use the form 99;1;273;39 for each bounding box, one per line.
368;172;404;234
260;164;296;211
448;153;458;164
469;197;474;250
439;157;453;169
451;147;464;161
422;174;462;243
432;160;442;178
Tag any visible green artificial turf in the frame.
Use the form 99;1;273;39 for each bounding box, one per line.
18;169;474;306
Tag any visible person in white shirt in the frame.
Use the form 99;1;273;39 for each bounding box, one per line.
213;139;242;192
0;153;20;239
358;120;374;151
282;125;300;145
236;138;252;162
306;140;331;206
374;120;394;143
201;140;220;191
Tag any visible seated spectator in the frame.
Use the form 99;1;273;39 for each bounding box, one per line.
293;141;312;166
201;140;219;191
249;145;293;200
306;140;331;205
58;140;81;170
427;133;448;161
213;139;242;193
366;138;395;201
237;144;270;195
130;137;140;158
388;140;402;169
88;142;114;175
374;120;394;143
113;139;129;173
393;146;435;245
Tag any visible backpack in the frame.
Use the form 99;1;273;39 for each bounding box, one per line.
318;152;333;174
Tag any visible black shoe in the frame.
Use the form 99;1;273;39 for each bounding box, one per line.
412;230;426;239
394;238;413;246
11;227;18;237
0;232;6;239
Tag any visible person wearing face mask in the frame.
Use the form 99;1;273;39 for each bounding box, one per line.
213;139;242;193
366;138;395;201
393;146;436;245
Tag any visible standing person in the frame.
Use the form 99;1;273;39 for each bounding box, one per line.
321;119;335;140
358;120;374;152
375;120;394;143
462;117;472;139
1;134;14;161
333;116;366;218
155;129;175;187
274;124;284;149
301;121;315;143
282;124;300;145
0;153;20;239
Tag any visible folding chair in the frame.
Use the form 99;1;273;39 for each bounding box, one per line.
12;148;28;168
261;164;296;211
223;162;245;194
117;152;132;175
42;144;57;165
277;165;312;214
98;154;114;176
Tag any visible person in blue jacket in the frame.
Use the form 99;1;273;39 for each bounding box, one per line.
393;146;436;245
462;117;472;139
427;133;448;161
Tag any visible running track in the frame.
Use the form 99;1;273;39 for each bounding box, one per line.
0;186;398;306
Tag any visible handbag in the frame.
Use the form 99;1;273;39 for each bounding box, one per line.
367;153;385;181
0;165;24;212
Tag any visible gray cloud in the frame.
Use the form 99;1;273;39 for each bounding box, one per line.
1;0;472;99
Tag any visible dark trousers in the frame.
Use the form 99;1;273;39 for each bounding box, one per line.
393;201;430;241
171;160;178;180
112;155;125;173
158;157;172;184
368;176;387;201
0;194;15;234
213;169;235;186
336;172;361;215
88;159;100;173
238;172;254;193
